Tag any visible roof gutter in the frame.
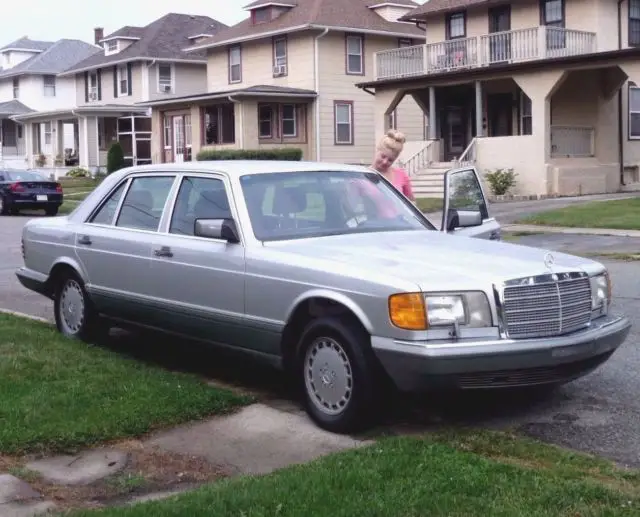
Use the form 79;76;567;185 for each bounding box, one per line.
314;28;329;161
228;95;243;149
136;90;318;107
58;57;207;77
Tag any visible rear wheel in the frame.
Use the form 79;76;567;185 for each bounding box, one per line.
297;316;381;434
45;206;59;216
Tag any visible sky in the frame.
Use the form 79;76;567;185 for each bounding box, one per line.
5;0;250;44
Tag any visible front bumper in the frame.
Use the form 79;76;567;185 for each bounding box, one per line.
371;315;631;391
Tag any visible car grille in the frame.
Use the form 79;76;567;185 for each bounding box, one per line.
502;272;592;339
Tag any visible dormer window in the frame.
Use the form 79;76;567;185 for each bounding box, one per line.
252;7;271;24
105;40;119;55
247;1;294;24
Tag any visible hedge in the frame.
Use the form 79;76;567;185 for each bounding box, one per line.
196;148;303;161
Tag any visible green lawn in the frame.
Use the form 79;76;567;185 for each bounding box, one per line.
65;430;640;517
518;197;640;230
0;314;250;455
416;197;443;213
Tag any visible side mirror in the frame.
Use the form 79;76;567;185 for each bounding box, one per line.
194;218;240;243
446;208;483;232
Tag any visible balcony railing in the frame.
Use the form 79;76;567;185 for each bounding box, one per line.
550;125;595;157
375;26;597;81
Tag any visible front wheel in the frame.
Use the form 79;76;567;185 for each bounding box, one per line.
54;272;108;342
297;317;381;434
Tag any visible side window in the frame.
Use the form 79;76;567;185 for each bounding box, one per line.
116;176;175;231
169;176;232;236
89;181;127;225
447;168;488;219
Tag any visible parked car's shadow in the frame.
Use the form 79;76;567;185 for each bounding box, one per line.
93;326;559;432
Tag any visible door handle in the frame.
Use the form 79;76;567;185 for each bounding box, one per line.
78;235;92;245
154;246;173;258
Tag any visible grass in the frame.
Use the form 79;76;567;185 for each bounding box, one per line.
64;429;640;517
517;197;640;230
0;314;251;455
415;197;443;213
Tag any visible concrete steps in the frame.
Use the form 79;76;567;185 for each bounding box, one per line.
410;162;455;197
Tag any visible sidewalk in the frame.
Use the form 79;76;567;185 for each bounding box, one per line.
503;224;640;238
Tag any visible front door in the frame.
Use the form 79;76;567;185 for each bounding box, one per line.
173;116;185;162
488;5;511;63
487;93;513;137
443;106;467;161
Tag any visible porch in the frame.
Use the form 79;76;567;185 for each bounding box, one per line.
0;100;34;169
375;26;596;81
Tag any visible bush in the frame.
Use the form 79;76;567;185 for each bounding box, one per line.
106;141;125;174
196;148;303;161
485;168;518;196
66;167;90;178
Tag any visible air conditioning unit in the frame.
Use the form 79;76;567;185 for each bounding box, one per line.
273;65;287;76
88;92;98;100
161;84;172;93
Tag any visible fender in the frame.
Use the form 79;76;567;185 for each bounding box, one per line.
49;256;89;284
284;288;374;333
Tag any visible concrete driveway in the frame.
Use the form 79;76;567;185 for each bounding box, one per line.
2;214;640;467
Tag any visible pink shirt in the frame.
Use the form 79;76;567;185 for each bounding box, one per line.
387;167;414;199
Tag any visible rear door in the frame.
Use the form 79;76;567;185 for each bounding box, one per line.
441;166;501;240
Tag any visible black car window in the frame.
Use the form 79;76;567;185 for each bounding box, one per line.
89;182;127;225
115;176;175;231
169;176;232;236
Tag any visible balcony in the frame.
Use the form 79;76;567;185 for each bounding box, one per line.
375;26;597;81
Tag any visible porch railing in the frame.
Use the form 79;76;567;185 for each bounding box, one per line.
550;126;595;157
1;142;26;156
454;138;477;167
376;26;597;80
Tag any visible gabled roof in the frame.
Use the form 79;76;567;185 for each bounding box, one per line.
0;100;34;116
399;0;498;21
0;39;100;79
59;13;229;76
186;0;423;51
0;37;52;53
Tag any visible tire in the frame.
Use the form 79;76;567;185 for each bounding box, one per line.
297;316;381;434
53;271;108;342
0;195;8;215
45;206;59;216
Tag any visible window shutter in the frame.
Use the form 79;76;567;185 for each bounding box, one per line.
97;69;102;100
113;65;118;97
127;63;132;96
84;71;89;103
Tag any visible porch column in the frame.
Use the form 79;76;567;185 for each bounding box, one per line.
56;120;64;161
475;81;483;137
428;86;436;140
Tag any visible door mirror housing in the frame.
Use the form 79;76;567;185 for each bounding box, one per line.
194;218;240;243
442;166;489;232
446;208;483;232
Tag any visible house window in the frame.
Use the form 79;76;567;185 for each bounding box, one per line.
252;7;271;24
89;72;98;99
630;0;640;46
203;104;235;144
345;35;364;75
106;40;118;52
117;65;128;96
446;12;466;39
163;116;171;148
258;103;299;139
282;104;296;137
398;38;413;47
629;86;640;139
387;110;397;130
43;75;56;96
228;45;242;83
44;121;52;145
541;0;565;48
12;78;19;98
334;101;353;145
258;105;273;138
520;91;532;135
158;63;172;93
273;37;287;75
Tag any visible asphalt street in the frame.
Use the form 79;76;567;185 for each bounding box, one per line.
1;213;640;467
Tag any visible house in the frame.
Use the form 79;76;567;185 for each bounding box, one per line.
0;37;98;169
11;13;228;171
356;0;640;197
137;0;427;165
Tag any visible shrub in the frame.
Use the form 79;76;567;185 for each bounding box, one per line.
196;148;303;161
106;141;125;174
66;167;90;178
484;168;518;196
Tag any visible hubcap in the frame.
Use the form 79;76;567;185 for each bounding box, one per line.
304;337;353;416
0;197;3;211
59;279;85;334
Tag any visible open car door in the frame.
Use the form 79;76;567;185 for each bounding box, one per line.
441;166;501;240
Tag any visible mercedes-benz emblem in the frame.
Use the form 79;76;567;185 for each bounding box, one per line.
544;252;555;270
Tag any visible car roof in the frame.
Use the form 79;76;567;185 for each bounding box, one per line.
121;160;374;177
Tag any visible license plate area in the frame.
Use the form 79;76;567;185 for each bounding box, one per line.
36;195;48;201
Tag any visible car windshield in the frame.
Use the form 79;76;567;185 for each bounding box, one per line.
4;170;47;182
240;169;435;241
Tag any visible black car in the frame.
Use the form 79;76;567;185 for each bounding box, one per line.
0;169;63;216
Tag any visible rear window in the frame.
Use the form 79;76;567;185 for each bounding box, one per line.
4;170;47;182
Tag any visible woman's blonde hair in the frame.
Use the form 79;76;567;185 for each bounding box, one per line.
377;129;406;156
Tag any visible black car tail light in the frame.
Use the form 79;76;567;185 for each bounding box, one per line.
9;182;24;192
56;183;63;193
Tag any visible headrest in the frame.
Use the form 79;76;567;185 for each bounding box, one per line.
272;185;307;215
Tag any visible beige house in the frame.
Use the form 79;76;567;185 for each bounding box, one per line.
357;0;640;197
139;0;427;165
12;13;227;171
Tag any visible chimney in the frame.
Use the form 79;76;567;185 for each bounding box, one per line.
94;27;104;45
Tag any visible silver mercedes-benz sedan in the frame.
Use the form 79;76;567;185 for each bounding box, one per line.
16;161;631;433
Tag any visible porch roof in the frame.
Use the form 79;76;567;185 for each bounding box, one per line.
356;46;640;90
0;100;34;117
136;85;318;107
10;104;149;122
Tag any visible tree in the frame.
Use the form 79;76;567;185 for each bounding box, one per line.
106;141;125;174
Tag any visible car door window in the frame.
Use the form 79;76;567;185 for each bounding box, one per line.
89;181;127;225
447;168;489;219
116;176;175;231
169;176;232;236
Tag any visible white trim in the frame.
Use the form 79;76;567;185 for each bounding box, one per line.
99;36;141;43
137;90;316;107
243;1;296;9
58;57;206;77
156;62;175;94
11;106;148;122
104;40;119;56
0;47;45;53
228;46;242;84
346;34;364;74
188;33;213;40
368;2;415;7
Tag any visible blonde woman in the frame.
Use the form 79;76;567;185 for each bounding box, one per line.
370;129;415;202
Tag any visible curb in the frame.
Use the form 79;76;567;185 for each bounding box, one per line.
0;308;50;323
503;224;640;238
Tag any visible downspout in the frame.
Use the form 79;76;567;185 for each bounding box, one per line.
618;0;626;185
314;28;330;161
228;95;243;149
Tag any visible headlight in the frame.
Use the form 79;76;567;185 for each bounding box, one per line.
425;292;493;328
590;272;611;317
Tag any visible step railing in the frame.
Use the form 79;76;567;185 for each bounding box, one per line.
401;140;438;176
454;138;477;168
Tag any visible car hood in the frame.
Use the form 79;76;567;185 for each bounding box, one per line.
264;230;604;290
